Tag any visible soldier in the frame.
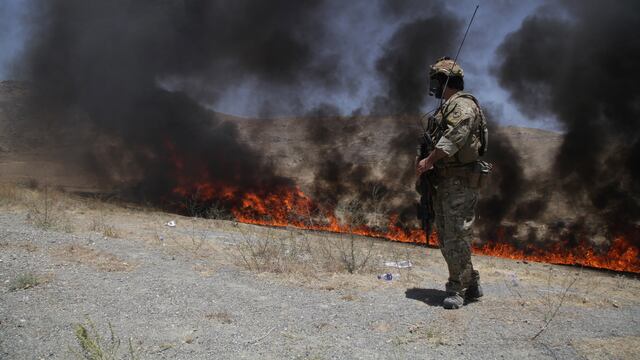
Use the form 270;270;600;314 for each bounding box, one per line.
416;57;489;309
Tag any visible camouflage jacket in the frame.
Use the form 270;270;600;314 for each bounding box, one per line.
432;91;486;167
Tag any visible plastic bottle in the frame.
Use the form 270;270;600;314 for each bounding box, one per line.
377;273;400;281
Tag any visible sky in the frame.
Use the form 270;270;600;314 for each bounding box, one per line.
0;0;558;130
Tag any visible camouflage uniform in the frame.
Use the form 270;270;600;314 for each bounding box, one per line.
432;91;484;295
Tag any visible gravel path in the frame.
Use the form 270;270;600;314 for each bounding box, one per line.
1;211;639;359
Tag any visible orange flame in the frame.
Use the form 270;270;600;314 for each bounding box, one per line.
163;141;640;273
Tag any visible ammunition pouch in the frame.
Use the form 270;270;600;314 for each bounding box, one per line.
435;160;492;189
469;160;492;189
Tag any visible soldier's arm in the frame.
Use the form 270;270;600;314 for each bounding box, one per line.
434;100;476;157
417;148;448;175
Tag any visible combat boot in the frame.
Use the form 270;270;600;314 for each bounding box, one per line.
465;283;483;300
443;292;464;309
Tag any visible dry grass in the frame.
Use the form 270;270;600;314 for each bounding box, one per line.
235;227;314;274
0;182;22;206
231;224;424;292
205;311;233;324
9;272;43;291
21;185;73;232
89;215;121;239
71;318;139;360
392;321;449;347
572;336;640;360
192;263;218;277
0;241;38;253
204;201;235;221
232;196;405;277
54;245;135;272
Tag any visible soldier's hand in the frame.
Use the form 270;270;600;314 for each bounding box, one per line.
416;158;434;176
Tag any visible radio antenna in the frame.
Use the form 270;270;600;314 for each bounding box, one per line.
438;5;479;109
417;5;479;131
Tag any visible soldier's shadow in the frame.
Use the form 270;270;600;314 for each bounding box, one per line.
405;288;448;307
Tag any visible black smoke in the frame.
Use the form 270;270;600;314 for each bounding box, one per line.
369;4;462;224
297;2;478;230
16;0;536;238
495;0;640;237
19;0;344;208
372;3;461;115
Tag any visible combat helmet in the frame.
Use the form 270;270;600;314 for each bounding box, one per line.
429;56;464;78
428;56;464;98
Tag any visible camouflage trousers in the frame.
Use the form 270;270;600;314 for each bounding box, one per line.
433;176;480;294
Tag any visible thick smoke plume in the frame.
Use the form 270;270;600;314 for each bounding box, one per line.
18;0;531;238
21;0;343;208
20;0;477;223
293;2;481;229
370;4;463;224
372;2;460;115
495;0;640;239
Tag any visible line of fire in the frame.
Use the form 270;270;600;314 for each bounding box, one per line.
165;140;640;274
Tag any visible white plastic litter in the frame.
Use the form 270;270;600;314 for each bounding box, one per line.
166;220;176;227
384;260;412;268
377;273;400;281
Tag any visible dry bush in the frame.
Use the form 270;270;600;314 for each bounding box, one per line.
0;182;22;206
236;227;315;274
178;188;236;220
531;267;582;340
234;223;380;276
204;201;235;221
315;232;375;274
9;272;42;291
167;219;212;256
25;185;73;232
230;183;416;278
71;318;139;360
366;184;391;230
322;199;376;274
89;215;121;239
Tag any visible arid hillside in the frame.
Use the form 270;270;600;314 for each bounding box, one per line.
0;80;562;196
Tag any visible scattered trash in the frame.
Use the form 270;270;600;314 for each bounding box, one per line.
612;301;619;308
166;220;176;227
377;273;400;281
384;260;412;269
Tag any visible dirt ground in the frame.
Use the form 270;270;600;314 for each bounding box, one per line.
1;186;639;359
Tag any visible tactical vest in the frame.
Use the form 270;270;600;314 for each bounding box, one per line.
457;93;489;157
434;92;488;165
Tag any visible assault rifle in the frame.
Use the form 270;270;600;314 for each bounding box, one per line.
416;116;441;242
